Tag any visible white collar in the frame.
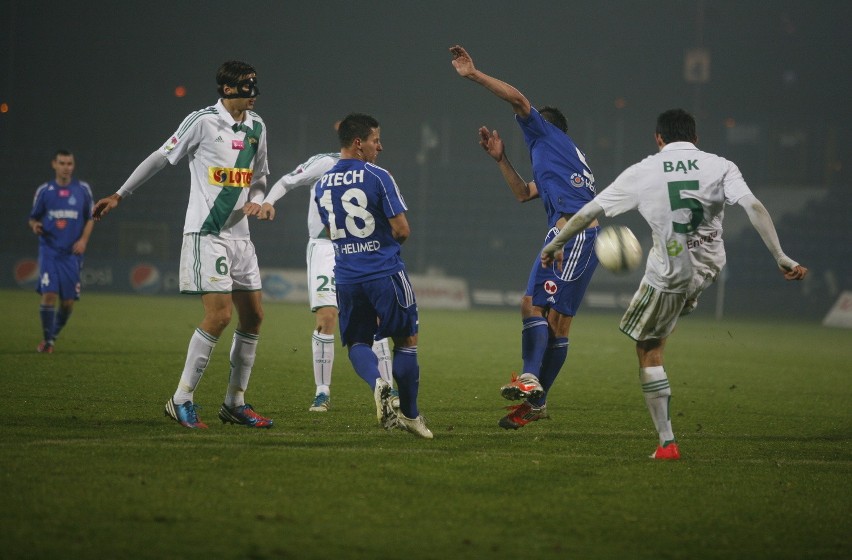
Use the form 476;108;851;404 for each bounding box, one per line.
214;99;254;129
660;141;697;152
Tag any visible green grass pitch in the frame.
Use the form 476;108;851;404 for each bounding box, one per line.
1;289;849;559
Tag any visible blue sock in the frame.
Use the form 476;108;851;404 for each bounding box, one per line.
530;337;569;407
39;305;56;342
521;317;549;375
348;343;381;389
53;308;72;340
393;346;420;419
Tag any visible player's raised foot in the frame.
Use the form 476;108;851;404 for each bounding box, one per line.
309;392;330;412
218;403;273;428
164;398;208;429
373;379;398;429
36;340;55;354
500;373;544;401
498;401;550;430
650;441;681;460
397;413;433;439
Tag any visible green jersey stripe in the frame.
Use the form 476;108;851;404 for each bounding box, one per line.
176;109;217;138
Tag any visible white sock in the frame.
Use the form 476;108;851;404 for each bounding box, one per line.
174;328;217;404
224;330;258;408
373;338;393;385
312;332;334;394
639;366;675;445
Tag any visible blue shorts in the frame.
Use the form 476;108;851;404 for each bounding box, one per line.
337;270;419;347
526;226;599;316
37;251;83;300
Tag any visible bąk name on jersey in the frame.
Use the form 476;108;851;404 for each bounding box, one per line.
663;160;699;173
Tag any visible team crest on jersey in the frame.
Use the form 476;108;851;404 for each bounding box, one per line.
570;173;585;188
164;136;179;152
543;280;558;295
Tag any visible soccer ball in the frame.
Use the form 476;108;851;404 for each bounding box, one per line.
594;225;642;273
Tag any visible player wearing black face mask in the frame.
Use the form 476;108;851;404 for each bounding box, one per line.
216;60;260;98
92;60;273;431
222;76;260;99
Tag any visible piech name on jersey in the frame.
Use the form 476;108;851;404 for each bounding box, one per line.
320;170;365;187
208;167;253;187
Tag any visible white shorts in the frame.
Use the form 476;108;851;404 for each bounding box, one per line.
179;233;262;294
619;280;688;341
307;237;336;311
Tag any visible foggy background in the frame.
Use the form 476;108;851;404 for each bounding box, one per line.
2;0;850;319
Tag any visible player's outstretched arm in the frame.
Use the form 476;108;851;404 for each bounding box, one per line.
738;194;808;281
478;126;505;162
479;126;538;203
94;151;169;221
92;194;122;221
541;201;604;269
450;45;531;118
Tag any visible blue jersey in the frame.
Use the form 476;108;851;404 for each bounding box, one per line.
30;179;94;256
315;159;407;284
516;107;596;228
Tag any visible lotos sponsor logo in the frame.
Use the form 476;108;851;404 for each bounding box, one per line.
208;167;253;187
130;263;162;294
14;259;39;289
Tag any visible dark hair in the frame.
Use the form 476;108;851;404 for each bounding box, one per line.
539;106;568;133
656;109;697;143
337;113;380;148
53;149;73;160
216;60;256;97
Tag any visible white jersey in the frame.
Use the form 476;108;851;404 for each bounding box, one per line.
158;99;269;239
264;153;339;239
594;142;753;293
